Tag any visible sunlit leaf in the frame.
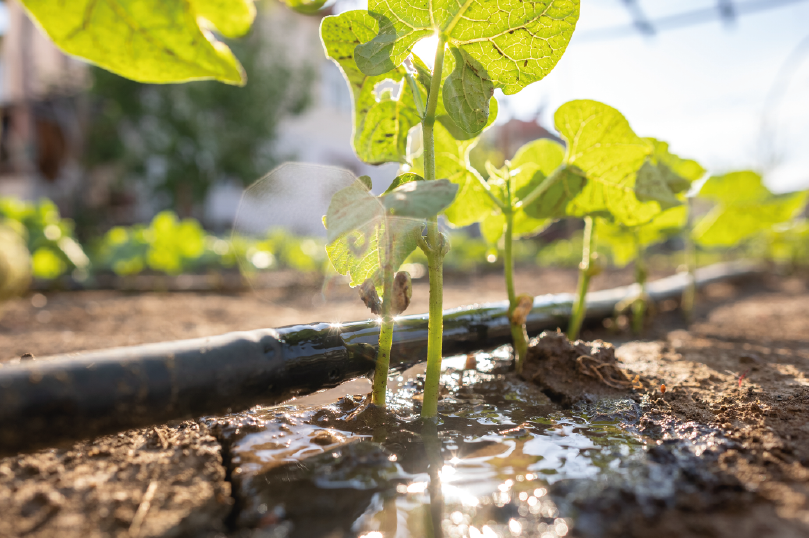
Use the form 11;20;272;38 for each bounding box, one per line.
512;139;584;223
321;11;420;164
323;180;383;244
554;100;658;226
354;0;580;98
381;178;459;218
325;174;456;288
634;160;681;210
645;138;705;193
694;190;808;247
20;0;253;85
697;170;771;205
326;218;422;288
279;0;329;15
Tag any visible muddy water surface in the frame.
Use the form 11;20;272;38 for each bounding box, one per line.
208;347;648;538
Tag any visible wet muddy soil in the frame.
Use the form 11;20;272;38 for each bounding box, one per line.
1;269;808;537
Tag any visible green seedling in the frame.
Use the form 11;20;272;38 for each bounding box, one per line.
693;171;808;248
323;1;581;417
590;141;704;335
0;198;90;281
762;219;809;270
688;170;808;318
447;100;680;364
323;174;458;408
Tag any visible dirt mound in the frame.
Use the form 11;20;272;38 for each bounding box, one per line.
521;329;633;405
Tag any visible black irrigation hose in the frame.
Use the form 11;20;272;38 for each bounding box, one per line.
0;261;760;457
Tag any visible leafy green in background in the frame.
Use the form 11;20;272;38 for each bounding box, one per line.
0;198;89;280
693;171;808;247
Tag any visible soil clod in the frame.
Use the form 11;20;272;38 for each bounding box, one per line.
521;329;632;405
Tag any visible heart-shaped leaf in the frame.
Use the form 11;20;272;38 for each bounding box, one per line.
554;100;658;226
381;178;459;219
355;0;579;131
321;11;421;164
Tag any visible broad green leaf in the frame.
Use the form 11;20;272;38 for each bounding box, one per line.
513;139;585;222
324;174;455;288
354;0;580;97
324;180;383;244
279;0;329;15
190;0;255;38
634;160;681;210
645;138;705;193
522;166;588;220
381;179;459;218
321;11;420;164
698;171;771;205
384;172;421;192
694;191;808;247
326;218;422;288
554;100;658;226
442;46;493;134
21;0;253;85
357;89;421;163
597;205;687;267
412;51;498;141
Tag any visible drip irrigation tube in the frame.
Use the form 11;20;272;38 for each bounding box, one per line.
0;261;760;457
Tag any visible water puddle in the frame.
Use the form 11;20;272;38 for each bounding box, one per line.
207;347;649;537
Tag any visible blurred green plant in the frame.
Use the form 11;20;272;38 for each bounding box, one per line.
92;210;328;277
0;198;90;280
693;171;808;247
0;223;31;303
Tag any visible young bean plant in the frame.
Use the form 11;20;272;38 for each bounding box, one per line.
323;174;457;408
583;140;705;336
322;1;581;417
444;100;686;366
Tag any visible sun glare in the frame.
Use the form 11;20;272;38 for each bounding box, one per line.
412;34;440;68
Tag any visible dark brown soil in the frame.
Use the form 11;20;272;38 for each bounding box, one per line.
0;422;230;538
602;275;809;538
1;268;807;537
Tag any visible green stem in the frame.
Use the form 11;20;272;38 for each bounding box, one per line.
504;208;528;373
568;216;595;340
420;36;448;420
682;198;696;324
632;231;647;335
372;224;395;408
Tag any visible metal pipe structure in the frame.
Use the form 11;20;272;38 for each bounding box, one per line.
0;262;759;456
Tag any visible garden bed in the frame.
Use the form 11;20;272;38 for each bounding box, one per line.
1;268;808;537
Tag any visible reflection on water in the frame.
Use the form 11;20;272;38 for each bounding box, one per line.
224;346;645;537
